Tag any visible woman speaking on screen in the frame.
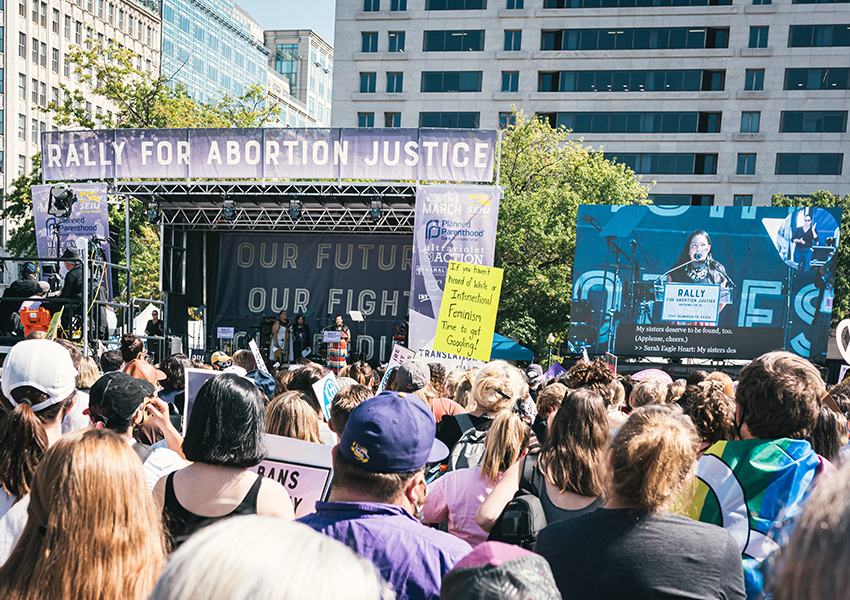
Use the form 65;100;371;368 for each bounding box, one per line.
667;230;732;310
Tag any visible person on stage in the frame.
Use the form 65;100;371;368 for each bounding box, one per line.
667;230;732;316
271;309;292;363
792;212;818;271
144;309;164;363
291;314;311;360
327;315;350;375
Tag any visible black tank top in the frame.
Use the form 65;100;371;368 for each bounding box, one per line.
162;471;264;549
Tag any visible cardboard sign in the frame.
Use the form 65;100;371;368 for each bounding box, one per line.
248;433;333;518
661;283;720;324
249;339;271;376
46;308;63;340
182;368;220;432
312;372;340;422
323;331;342;343
217;326;234;339
542;361;567;381
433;261;503;362
390;344;415;365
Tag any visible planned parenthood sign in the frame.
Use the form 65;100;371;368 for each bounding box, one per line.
41;128;497;183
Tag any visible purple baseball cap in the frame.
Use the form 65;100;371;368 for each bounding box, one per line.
339;391;448;473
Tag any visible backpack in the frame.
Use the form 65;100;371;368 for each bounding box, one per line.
486;455;548;551
446;413;488;472
132;442;154;464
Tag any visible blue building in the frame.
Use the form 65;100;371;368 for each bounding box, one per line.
160;0;268;103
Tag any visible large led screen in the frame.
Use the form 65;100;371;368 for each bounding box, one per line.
570;205;842;361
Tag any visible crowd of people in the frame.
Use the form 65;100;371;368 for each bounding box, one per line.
1;332;849;600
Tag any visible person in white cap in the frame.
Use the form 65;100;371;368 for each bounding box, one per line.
0;339;78;562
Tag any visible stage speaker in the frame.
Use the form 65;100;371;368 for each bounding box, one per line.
166;293;188;336
259;316;277;352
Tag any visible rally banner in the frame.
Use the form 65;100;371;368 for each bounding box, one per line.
32;183;110;261
41;128;497;183
214;234;412;364
408;185;501;354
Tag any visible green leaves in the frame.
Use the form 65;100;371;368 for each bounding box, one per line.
494;109;649;356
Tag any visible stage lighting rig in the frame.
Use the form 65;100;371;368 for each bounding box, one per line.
223;199;236;221
289;199;302;221
147;201;160;224
370;200;383;222
48;183;77;218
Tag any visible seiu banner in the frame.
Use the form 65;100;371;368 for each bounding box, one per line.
41;128;497;183
215;234;413;363
571;205;842;361
409;185;501;352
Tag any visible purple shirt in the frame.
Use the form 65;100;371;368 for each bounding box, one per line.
299;501;472;600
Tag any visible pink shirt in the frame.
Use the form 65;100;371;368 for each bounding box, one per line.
421;466;503;546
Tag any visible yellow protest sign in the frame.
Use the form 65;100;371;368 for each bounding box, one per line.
433;261;503;362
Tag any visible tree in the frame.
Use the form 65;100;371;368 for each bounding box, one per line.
494;109;650;354
3;39;281;302
771;191;850;327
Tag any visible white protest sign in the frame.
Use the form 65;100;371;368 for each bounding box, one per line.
840;364;850;383
836;319;850;365
248;433;333;519
323;331;342;343
248;339;271;376
182;368;220;432
217;327;234;339
661;283;720;324
312;372;340;422
390;344;415;365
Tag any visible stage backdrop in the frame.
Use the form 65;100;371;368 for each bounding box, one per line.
215;234;412;363
570;205;842;361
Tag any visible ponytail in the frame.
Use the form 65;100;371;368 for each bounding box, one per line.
0;404;48;500
479;411;530;485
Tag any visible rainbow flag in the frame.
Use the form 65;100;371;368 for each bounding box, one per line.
688;438;820;598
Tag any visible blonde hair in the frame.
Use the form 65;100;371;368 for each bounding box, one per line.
479;411;530;485
608;406;699;513
705;371;735;398
149;516;392;600
630;379;668;408
77;356;100;390
0;428;165;600
266;391;323;444
470;361;528;414
536;382;567;419
451;368;478;410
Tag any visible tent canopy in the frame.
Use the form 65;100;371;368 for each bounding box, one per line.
491;333;534;362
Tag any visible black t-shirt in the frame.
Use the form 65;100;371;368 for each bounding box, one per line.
794;226;816;249
536;508;745;600
145;319;164;337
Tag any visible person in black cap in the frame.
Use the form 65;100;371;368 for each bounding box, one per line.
299;391;472;600
86;372;186;491
0;263;46;334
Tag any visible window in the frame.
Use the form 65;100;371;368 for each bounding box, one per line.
40;42;46;67
421;71;483;92
39;82;46;106
17;74;25;99
31;119;38;143
540;111;721;133
781;111;848;133
423;30;485;51
52;86;59;105
358;112;375;127
603;153;718;174
108;3;113;24
775;153;843;175
419;112;480;128
18;33;25;58
128;15;134;35
506;0;523;7
75;20;82;44
98;0;103;17
540;27;729;50
118;9;123;30
499;112;516;128
18;155;27;176
785;68;850;90
537;69;723;92
64;54;70;78
387;71;403;92
504;30;522;51
734;195;753;207
18;115;26;140
737;154;757;174
741;111;760;133
32;0;37;22
384;112;401;127
32;38;38;64
51;48;59;72
388;31;405;52
649;195;714;206
52;8;59;32
64;15;70;39
31;78;37;103
364;0;380;10
501;71;519;92
545;0;729;5
749;26;769;48
18;0;24;16
359;72;376;93
147;26;151;46
789;25;850;48
425;0;486;9
361;32;378;52
40;2;47;26
753;0;771;4
745;69;764;91
390;0;406;9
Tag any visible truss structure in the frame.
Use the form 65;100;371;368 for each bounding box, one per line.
114;180;419;233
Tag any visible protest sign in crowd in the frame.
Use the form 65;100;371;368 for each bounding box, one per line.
0;335;847;600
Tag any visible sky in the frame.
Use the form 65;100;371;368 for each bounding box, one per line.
236;0;337;45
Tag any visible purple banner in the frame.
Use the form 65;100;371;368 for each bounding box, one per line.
42;128;498;183
408;185;501;352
